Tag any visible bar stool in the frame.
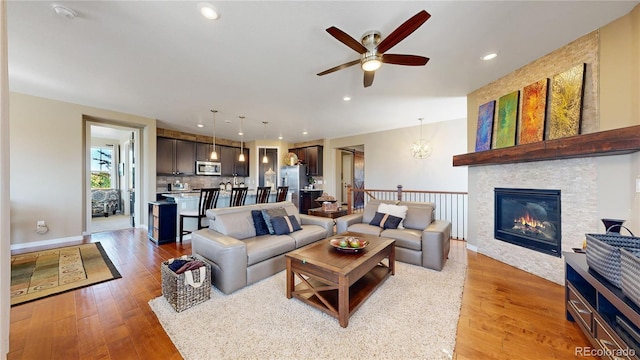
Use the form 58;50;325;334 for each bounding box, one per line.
179;188;219;242
276;186;288;202
229;187;248;207
256;186;271;204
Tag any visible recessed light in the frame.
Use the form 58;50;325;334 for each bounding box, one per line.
197;124;204;128
482;53;498;61
198;2;219;20
53;4;77;19
343;96;351;101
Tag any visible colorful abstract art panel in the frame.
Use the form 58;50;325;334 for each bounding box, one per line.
495;91;519;148
475;100;495;152
548;63;585;140
519;79;548;144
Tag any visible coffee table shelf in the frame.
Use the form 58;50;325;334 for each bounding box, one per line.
296;264;391;318
286;233;395;327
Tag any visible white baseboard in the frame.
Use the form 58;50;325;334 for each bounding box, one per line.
11;235;84;251
466;243;478;252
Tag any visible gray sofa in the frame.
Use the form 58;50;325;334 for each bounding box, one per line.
191;201;334;294
336;199;451;271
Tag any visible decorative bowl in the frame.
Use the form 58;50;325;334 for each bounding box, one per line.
329;236;369;253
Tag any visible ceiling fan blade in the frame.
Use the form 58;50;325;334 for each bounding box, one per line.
363;71;375;88
317;59;360;76
383;54;429;66
326;26;368;54
377;10;431;54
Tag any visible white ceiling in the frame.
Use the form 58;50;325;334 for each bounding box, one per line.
7;1;639;143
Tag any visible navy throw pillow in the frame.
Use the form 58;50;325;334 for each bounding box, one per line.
271;215;302;235
251;210;270;236
261;207;287;234
369;211;402;229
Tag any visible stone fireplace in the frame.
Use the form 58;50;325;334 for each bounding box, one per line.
494;187;561;257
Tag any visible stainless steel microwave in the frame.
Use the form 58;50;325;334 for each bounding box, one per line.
195;161;221;176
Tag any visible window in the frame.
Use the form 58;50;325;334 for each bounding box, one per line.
91;147;113;188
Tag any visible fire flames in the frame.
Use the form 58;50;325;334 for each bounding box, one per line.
512;212;547;235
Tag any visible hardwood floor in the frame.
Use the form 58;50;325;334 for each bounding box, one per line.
8;229;591;359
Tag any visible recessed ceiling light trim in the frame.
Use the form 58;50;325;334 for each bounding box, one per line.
482;52;498;61
198;2;220;20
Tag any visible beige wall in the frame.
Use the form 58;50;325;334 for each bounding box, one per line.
325;118;468;197
9;92;157;247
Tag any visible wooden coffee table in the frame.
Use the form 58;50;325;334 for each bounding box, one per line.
285;232;395;327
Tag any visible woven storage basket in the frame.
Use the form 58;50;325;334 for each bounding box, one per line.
621;248;640;307
586;233;640;288
161;256;211;312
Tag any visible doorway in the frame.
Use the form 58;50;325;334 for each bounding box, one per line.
336;145;364;208
87;122;140;234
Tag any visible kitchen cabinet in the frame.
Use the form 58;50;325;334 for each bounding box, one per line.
157;137;196;175
148;201;177;244
299;189;323;214
196;142;221;161
289;145;323;176
220;145;250;177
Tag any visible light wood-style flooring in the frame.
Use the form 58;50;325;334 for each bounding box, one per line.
8;229;591;359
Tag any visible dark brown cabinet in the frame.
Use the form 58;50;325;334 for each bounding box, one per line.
289;145;323;176
157;137;196;175
148;201;177;244
299;190;323;214
565;252;640;358
196;143;221;161
220;145;249;177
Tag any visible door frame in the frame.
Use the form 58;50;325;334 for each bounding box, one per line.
84;119;142;234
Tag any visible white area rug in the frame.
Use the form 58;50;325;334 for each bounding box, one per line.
149;257;467;360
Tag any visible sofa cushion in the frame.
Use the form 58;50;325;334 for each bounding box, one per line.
369;212;402;229
347;223;383;236
261;207;288;234
400;202;435;230
289;225;328;248
271;215;302;235
244;235;296;266
362;199;398;223
378;203;408;229
381;228;423;251
212;212;256;240
251;210;270;236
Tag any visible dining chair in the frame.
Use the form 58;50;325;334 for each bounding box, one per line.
256;186;271;204
179;188;220;242
229;187;248;207
276;186;288;202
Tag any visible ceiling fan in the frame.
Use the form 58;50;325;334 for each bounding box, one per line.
317;10;431;88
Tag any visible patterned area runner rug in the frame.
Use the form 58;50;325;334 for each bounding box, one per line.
150;256;467;360
10;242;121;306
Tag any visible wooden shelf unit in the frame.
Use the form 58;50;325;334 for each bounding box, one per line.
453;125;640;167
565;252;640;359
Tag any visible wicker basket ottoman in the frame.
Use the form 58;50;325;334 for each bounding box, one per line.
161;256;211;312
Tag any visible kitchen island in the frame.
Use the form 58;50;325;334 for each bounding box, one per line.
160;190;276;241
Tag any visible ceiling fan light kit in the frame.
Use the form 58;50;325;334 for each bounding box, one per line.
317;10;431;88
53;4;77;19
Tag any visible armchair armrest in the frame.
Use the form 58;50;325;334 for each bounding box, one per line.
299;214;334;238
191;229;248;294
336;213;364;234
421;220;452;271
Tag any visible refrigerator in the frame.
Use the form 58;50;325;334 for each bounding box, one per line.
280;165;309;211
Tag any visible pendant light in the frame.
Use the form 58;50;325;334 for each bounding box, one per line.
238;116;245;162
410;118;432;159
210;109;218;160
262;121;269;164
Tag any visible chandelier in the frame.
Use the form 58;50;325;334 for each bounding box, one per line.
410;118;432;159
